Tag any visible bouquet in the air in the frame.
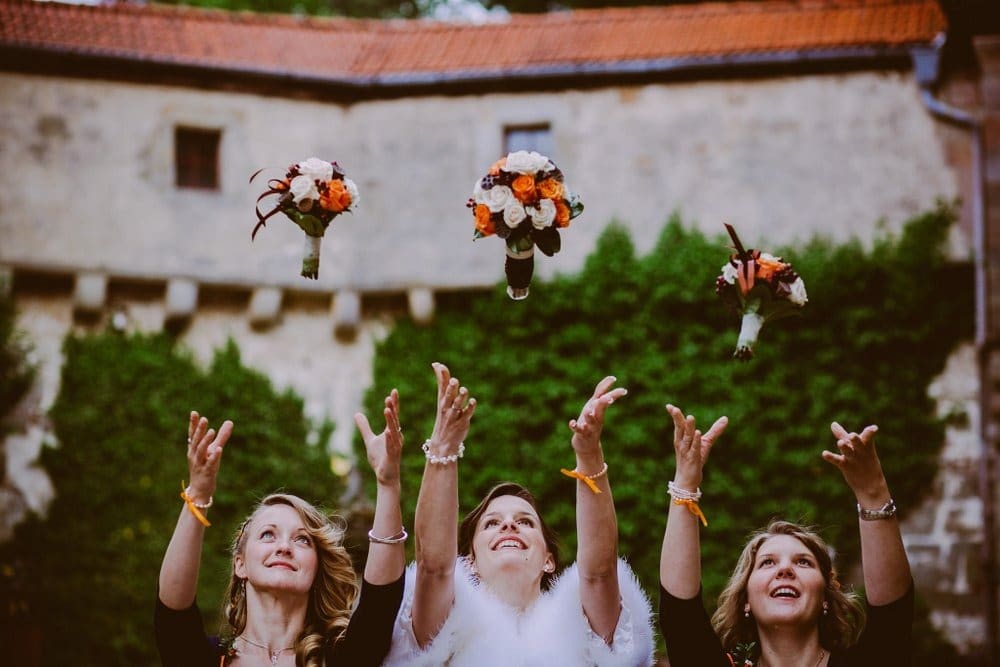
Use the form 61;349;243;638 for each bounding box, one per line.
716;224;807;360
469;150;583;299
251;157;359;279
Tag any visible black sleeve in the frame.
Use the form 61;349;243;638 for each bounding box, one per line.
836;582;915;667
326;573;405;667
154;594;220;667
659;585;733;667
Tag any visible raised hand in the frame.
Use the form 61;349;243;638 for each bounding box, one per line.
665;404;728;489
822;422;889;505
570;376;627;456
185;411;233;501
428;362;476;455
354;389;404;486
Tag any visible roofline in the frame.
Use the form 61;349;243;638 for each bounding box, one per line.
0;42;918;100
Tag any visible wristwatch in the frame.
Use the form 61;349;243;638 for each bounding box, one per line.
857;498;897;521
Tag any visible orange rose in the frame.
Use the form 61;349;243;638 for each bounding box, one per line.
489;157;507;176
320;179;351;213
474;204;495;236
554;199;571;228
536;178;564;201
755;255;785;281
511;175;537;204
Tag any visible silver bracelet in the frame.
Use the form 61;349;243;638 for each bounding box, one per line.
857;498;897;521
422;439;465;465
368;528;408;544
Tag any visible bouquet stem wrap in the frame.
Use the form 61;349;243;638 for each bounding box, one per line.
505;245;535;301
735;310;764;361
302;235;323;279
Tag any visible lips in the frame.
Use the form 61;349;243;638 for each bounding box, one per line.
770;586;800;599
491;537;526;550
267;561;296;570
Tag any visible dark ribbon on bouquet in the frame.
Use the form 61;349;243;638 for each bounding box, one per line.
250;168;292;241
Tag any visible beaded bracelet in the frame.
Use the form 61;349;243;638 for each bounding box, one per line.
560;461;608;495
667;481;707;527
422;439;465;465
368;528;409;544
180;481;212;527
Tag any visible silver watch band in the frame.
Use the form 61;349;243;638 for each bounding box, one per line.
857;498;897;521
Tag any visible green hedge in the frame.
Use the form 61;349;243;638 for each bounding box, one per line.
4;334;343;666
358;204;973;661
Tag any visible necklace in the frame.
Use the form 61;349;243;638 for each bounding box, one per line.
758;649;826;667
239;635;294;666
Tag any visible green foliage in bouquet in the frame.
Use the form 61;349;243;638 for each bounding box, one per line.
3;333;341;666
358;202;972;661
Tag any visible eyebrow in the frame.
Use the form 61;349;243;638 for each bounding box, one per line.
481;511;536;521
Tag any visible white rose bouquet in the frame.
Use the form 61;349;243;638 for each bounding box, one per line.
468;151;583;299
251;157;360;279
716;224;808;360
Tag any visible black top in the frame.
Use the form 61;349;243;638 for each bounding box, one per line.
155;575;404;667
659;582;914;667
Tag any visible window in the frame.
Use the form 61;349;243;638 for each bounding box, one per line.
174;126;221;190
503;124;553;157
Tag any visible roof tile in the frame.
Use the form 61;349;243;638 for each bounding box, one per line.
0;0;945;81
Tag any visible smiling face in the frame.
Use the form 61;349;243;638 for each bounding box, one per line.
234;503;318;597
470;494;555;589
745;534;827;629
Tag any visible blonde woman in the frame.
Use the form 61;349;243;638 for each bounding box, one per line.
658;406;913;666
156;392;406;667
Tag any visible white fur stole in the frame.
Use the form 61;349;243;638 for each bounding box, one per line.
382;557;654;667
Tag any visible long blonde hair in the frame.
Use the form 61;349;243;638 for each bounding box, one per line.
222;493;360;667
712;520;865;655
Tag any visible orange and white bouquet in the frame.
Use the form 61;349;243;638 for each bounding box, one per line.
468;150;583;299
716;224;807;360
251;157;359;279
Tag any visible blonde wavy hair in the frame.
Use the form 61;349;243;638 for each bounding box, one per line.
222;494;360;667
712;520;865;655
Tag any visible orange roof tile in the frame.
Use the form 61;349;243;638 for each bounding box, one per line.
0;0;946;83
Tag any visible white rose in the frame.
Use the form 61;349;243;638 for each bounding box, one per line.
528;199;557;229
787;277;808;306
289;174;319;204
343;178;360;208
721;262;739;284
503;202;527;228
297;157;334;183
504;150;551;175
481;185;515;213
758;252;781;263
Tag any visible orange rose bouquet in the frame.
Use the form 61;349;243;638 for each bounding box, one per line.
251;157;359;279
468;150;583;299
716;224;808;360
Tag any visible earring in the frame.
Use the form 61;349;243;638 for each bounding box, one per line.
822;602;829;616
744;606;751;619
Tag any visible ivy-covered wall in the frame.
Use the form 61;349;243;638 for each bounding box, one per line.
358;205;975;662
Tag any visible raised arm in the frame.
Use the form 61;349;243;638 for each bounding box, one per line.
659;405;728;600
411;362;476;647
354;389;406;585
567;376;627;643
822;422;911;605
158;412;233;609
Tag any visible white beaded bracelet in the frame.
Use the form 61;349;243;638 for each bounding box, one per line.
422;439;465;465
667;480;702;502
183;486;214;509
